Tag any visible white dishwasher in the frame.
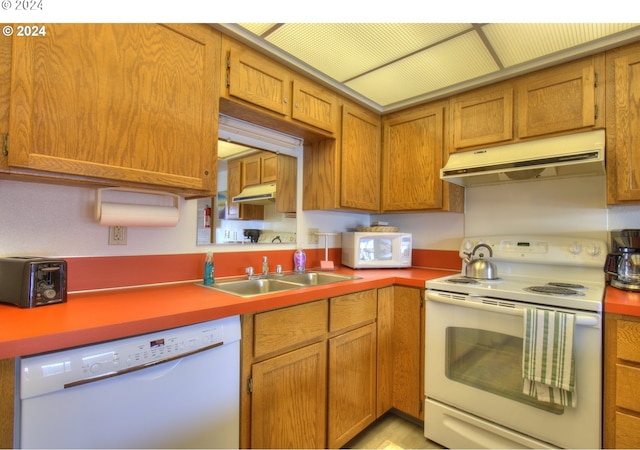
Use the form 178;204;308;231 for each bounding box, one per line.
17;315;240;449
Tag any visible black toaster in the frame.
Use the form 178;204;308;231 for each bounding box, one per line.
0;257;67;308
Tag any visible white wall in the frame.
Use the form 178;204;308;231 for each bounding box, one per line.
1;174;639;258
465;175;608;241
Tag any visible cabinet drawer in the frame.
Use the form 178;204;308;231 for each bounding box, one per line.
254;300;328;357
616;411;640;448
329;289;377;332
617;320;640;363
616;364;640;412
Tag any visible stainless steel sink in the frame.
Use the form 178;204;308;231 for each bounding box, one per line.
200;271;360;297
280;272;360;286
201;278;301;297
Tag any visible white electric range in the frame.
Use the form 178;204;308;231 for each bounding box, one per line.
424;235;607;449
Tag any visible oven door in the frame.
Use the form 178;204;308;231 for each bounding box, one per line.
425;290;601;449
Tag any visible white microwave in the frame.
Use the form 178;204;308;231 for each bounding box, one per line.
341;232;412;269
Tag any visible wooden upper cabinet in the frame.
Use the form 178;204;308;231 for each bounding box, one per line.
606;42;640;204
291;78;337;132
0;31;10;173
274;153;297;214
223;38;337;134
452;85;514;149
382;103;445;211
340;104;381;211
242;153;264;187
225;40;292;116
261;153;278;183
517;55;603;138
8;24;219;194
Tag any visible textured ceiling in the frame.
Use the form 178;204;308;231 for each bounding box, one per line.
216;23;640;112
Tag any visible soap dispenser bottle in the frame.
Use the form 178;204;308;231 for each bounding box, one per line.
294;248;307;273
203;252;215;285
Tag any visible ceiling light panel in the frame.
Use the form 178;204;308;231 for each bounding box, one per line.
484;23;640;67
346;31;499;106
263;23;473;82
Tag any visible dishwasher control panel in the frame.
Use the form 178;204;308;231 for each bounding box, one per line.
20;316;240;399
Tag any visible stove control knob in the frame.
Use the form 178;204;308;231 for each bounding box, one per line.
568;242;582;255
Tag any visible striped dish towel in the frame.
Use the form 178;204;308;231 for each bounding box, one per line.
522;308;577;407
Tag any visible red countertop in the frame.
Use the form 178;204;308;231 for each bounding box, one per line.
605;285;640;317
0;267;453;359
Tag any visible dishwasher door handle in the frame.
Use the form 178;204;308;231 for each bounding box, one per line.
64;341;224;389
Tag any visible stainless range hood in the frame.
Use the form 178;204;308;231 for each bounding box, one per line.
232;183;276;205
441;130;605;187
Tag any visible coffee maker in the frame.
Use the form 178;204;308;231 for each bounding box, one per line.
605;229;640;291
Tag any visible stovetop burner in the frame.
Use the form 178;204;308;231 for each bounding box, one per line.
547;282;586;290
525;285;585;296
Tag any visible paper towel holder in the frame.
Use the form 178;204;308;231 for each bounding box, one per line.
95;187;181;227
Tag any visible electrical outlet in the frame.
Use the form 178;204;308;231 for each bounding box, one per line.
308;228;319;244
109;226;127;245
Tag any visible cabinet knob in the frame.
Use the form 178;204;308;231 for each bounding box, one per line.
295;103;299;109
283;98;288;104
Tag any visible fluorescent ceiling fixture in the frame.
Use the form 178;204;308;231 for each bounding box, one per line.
219;23;640;111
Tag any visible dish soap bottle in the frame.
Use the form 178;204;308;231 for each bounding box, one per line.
294;248;306;273
203;252;215;285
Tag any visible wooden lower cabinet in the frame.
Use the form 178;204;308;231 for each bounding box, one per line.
240;286;427;448
241;289;386;449
391;286;424;420
0;358;14;449
604;314;640;448
328;322;377;448
251;342;327;449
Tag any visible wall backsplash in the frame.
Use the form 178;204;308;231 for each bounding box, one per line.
465;175;609;241
1;175;639;258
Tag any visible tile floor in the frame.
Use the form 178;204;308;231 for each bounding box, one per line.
345;412;444;449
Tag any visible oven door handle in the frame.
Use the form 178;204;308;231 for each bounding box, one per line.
426;291;599;328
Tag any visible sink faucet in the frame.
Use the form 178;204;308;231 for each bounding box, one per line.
262;256;269;276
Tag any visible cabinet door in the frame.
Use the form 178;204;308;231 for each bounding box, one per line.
382;104;444;211
517;57;599;138
340;104;381;211
251;342;327;449
9;24;218;193
261;153;278;183
291;78;337;132
226;159;263;221
392;286;424;420
328;323;377;449
226;41;292;116
275;154;297;214
0;31;10;172
610;47;640;202
0;358;14;449
242;153;263;187
452;86;514;149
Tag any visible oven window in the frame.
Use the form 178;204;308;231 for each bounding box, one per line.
445;327;564;414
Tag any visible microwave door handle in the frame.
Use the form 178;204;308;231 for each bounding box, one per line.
426;291;598;327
